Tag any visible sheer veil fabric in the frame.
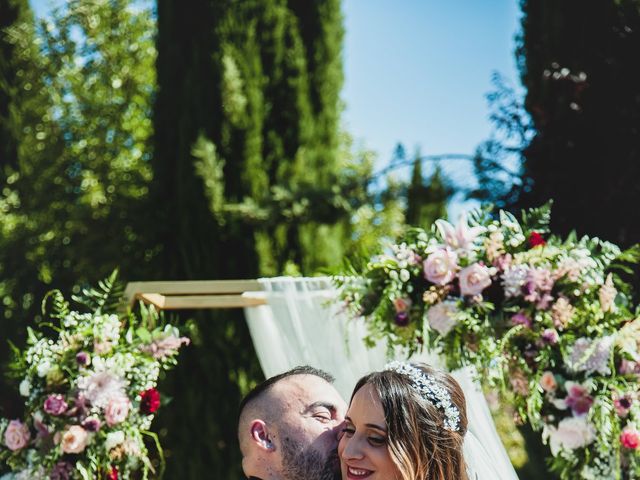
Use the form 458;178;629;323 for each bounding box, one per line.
242;277;518;480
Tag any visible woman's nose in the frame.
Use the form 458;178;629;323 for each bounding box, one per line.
340;435;365;460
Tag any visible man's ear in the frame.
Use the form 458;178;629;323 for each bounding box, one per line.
250;420;276;452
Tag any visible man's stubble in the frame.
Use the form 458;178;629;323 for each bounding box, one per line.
280;436;341;480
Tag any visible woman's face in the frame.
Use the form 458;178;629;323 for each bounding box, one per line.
338;383;401;480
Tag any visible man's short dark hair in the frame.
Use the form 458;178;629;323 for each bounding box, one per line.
238;366;335;417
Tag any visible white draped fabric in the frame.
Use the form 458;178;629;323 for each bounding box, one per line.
243;277;518;480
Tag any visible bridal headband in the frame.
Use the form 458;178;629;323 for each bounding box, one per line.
384;361;461;432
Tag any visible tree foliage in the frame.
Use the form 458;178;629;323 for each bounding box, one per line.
516;0;640;247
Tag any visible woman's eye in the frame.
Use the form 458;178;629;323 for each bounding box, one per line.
341;426;355;437
368;436;386;446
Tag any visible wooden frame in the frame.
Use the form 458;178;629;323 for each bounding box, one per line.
124;280;267;310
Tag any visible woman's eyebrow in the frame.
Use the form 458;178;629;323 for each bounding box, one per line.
344;415;387;432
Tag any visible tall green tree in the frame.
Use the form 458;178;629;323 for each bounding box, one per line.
0;0;156;413
516;0;640;247
151;0;347;477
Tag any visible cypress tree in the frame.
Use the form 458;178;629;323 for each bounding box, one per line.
516;0;640;246
406;151;452;227
151;1;346;476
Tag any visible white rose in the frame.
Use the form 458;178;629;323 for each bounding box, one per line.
19;379;31;397
426;301;459;335
546;417;595;456
105;431;125;452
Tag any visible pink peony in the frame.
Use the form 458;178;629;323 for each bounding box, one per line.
547;417;596;455
458;263;492;297
44;394;68;416
104;395;131;426
61;425;89;454
621;427;640;449
426;301;458;335
3;419;30;451
423;249;458;286
564;382;594;416
540;371;557;393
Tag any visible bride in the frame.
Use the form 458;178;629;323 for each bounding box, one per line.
339;362;471;480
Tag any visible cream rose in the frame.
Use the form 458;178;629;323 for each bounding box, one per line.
426;301;459;335
423;248;458;285
4;420;30;451
458;263;492;296
61;425;89;454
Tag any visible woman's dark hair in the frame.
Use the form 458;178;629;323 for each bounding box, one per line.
351;363;469;480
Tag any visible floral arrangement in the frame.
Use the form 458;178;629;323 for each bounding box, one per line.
0;276;189;480
338;204;640;479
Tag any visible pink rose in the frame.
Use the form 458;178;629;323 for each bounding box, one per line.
540;371;557;393
44;394;68;416
3;419;30;451
104;395;131;426
61;425;89;454
423;249;458;286
426;301;458;335
458;263;491;296
621;427;640;449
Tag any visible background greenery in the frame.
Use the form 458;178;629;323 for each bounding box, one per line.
1;0;639;478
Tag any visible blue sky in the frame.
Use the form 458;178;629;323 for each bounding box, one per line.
342;0;522;214
30;0;522;215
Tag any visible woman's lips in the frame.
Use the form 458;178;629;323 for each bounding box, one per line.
345;465;374;479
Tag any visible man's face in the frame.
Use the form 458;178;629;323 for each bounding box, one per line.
271;375;347;480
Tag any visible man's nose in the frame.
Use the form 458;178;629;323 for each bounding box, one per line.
333;420;346;440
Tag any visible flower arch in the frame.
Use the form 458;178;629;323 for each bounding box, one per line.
338;204;640;478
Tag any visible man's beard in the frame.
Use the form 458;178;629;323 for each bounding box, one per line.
281;437;341;480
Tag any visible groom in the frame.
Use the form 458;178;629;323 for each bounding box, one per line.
237;366;347;480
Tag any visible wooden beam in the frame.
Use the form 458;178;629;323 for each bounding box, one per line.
124;280;264;307
135;293;266;310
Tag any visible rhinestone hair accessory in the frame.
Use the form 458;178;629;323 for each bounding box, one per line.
384;361;461;432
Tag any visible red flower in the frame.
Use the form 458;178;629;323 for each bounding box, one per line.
107;466;118;480
621;428;640;449
528;231;546;248
139;388;161;414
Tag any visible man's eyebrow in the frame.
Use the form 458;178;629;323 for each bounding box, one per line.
344;415;387;432
303;401;337;414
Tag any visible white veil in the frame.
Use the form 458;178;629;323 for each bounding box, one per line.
242;277;518;480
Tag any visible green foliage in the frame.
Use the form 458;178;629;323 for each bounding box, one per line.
0;0;157;321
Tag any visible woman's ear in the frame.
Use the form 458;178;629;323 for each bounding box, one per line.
250;420;276;452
